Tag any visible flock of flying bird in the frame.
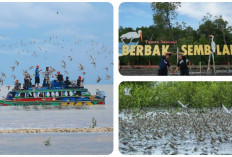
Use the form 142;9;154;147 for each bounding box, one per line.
120;107;232;155
120;88;232;155
0;31;113;90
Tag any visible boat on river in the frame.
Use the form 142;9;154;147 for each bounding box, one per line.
0;80;106;106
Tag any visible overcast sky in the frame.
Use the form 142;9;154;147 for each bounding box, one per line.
119;2;232;30
0;3;113;85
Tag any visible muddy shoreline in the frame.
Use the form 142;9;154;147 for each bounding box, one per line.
0;127;113;134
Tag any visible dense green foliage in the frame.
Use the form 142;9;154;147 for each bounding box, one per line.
119;2;232;66
119;82;232;110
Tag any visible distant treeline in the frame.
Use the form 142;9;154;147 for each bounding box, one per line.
119;2;232;66
119;82;232;110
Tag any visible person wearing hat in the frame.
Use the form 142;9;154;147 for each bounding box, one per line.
173;52;189;75
13;80;21;91
35;65;42;88
57;71;64;83
158;52;174;76
77;76;85;88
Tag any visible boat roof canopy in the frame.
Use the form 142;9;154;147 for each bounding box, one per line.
13;88;88;93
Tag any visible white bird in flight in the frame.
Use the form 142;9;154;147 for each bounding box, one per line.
222;104;232;115
177;100;189;108
124;87;131;96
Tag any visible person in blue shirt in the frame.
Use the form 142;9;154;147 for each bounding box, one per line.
35;65;42;88
158;52;174;75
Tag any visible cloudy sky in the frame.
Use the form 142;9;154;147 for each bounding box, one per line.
119;2;232;30
0;3;113;85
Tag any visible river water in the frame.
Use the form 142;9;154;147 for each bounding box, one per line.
0;132;113;155
0;84;113;154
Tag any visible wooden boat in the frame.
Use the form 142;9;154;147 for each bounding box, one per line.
0;86;106;106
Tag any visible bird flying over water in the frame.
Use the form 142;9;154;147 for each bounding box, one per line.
68;56;72;61
91;62;96;68
79;64;84;71
64;71;69;75
96;76;101;83
105;74;111;80
1;72;6;79
15;61;19;66
11;66;15;72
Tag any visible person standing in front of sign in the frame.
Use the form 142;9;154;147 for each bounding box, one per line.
173;52;189;75
158;52;173;75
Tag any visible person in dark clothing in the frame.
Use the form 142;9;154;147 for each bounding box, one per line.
23;74;32;89
64;77;71;96
64;77;71;88
158;52;173;75
173;52;189;75
57;71;64;89
57;71;64;82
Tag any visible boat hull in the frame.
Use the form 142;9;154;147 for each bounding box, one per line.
1;87;105;106
0;99;104;106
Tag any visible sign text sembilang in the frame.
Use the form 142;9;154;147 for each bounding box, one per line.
122;44;232;56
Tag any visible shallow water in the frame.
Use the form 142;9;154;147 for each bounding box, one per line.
119;108;232;155
0;84;113;155
0;132;113;155
0;84;113;129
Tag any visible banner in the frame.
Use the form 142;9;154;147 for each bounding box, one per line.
121;44;232;56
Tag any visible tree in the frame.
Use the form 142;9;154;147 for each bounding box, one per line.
151;2;181;47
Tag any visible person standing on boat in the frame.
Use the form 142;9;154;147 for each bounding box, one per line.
35;65;42;88
57;71;64;88
158;52;174;76
57;71;64;82
77;76;84;88
13;80;21;91
65;77;71;96
43;67;51;88
64;76;71;88
23;74;32;90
